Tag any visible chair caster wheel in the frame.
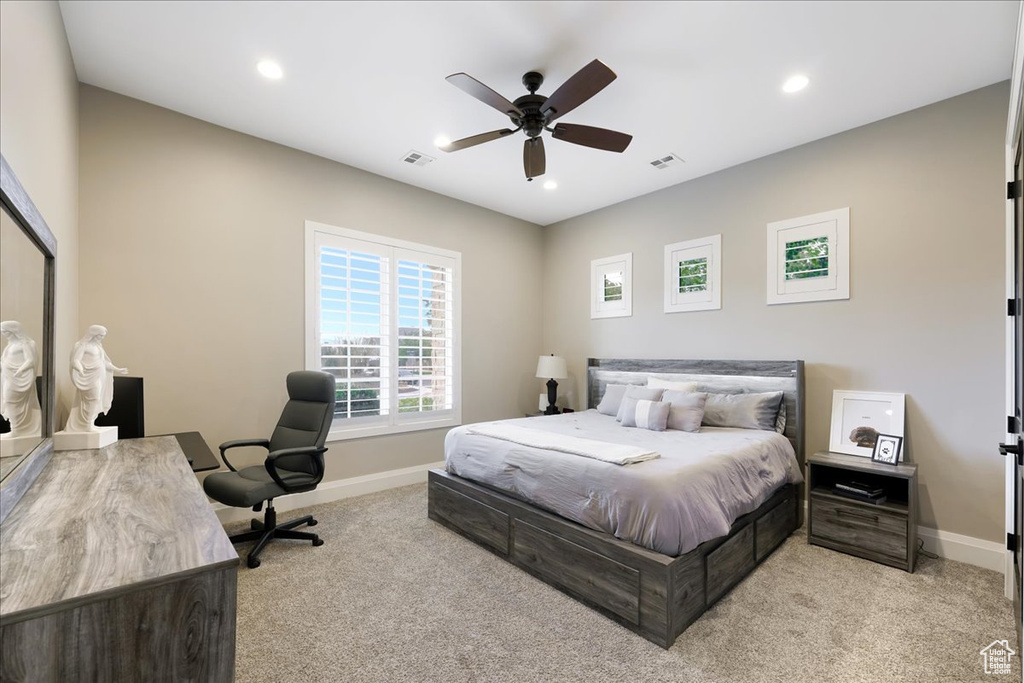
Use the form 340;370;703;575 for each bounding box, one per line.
247;556;261;569
250;520;263;531
312;537;324;547
308;519;318;527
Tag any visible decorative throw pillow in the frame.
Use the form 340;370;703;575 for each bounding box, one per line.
646;376;700;392
620;398;670;431
596;384;629;416
615;386;665;422
702;391;784;431
661;391;708;432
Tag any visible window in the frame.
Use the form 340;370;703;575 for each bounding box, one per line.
664;235;721;313
766;207;849;305
305;222;461;439
591;253;632;319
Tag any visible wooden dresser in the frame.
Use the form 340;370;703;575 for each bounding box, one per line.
0;436;238;682
807;451;918;572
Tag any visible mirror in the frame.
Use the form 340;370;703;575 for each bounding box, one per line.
0;154;56;523
0;206;45;474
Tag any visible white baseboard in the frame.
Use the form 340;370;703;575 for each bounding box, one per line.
212;460;445;524
918;526;1006;573
216;470;1006;575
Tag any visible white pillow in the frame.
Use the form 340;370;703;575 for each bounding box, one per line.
615;386;665;421
647;376;699;392
596;384;629;416
620;398;670;431
661;391;708;432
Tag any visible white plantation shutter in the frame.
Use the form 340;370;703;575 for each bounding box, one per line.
766;208;849;305
315;234;390;425
307;223;461;439
395;255;455;418
663;235;721;313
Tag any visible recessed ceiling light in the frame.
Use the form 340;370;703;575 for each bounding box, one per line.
257;60;283;80
782;74;809;93
543;180;557;190
434;135;452;149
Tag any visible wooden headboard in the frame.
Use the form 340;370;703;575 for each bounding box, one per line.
586;358;806;468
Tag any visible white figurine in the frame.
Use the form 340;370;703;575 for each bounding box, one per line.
0;321;41;438
64;325;128;433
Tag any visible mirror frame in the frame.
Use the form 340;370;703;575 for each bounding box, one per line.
0;154;57;523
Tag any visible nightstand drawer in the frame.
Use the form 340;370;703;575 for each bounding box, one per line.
810;495;907;561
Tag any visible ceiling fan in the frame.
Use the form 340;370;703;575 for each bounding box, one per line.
441;59;633;180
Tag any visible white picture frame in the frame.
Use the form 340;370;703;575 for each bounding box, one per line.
829;390;906;457
766;207;849;305
591;253;632;319
664;234;721;313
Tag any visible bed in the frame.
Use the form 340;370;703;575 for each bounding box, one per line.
427;358;805;649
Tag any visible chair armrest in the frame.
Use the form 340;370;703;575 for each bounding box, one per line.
218;438;270;472
264;446;326;491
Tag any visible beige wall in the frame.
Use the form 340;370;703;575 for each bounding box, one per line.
542;83;1009;543
78;85;544;480
0;0;79;422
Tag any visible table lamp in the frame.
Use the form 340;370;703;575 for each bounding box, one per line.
536;354;569;415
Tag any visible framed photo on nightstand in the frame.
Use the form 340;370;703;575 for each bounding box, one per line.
829;390;905;457
871;434;903;465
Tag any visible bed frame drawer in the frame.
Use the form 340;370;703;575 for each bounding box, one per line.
428;482;510;555
705;524;755;604
810;495;907;561
513;520;640;625
755;493;796;561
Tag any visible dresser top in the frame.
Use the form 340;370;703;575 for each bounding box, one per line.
810;450;917;479
0;436;237;622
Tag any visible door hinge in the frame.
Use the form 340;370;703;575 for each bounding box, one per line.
1010;415;1019;434
1011;298;1020;317
1010;180;1023;200
1009;532;1018;552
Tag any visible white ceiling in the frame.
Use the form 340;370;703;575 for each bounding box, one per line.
59;1;1018;226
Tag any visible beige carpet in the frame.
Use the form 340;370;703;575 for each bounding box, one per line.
229;484;1019;683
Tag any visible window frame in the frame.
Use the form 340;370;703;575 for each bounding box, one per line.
766;207;850;305
305;221;462;441
664;234;722;313
591;253;633;319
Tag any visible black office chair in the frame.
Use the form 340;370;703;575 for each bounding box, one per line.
204;371;336;568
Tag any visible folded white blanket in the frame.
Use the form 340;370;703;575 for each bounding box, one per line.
465;422;660;465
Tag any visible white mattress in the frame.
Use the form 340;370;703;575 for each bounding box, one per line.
444;410;802;556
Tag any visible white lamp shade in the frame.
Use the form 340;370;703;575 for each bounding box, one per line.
536;355;568;380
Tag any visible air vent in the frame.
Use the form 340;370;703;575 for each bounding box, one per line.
649;153;684;170
402;150;435;167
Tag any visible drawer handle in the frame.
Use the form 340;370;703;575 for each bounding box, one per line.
836;508;878;523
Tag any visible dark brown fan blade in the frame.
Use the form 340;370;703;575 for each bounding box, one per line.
442;129;516;152
524;137;546;179
551;123;632;152
446;73;524;117
541;59;616;123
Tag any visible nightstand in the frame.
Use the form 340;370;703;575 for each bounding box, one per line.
807;451;918;572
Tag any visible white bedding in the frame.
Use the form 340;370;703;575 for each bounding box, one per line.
444;410;802;556
466;422;659;465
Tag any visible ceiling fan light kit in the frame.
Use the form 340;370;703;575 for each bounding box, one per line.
443;59;633;180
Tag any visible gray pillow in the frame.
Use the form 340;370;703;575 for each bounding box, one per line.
620;398;670;431
615;386;665;422
775;399;787;434
702;391;784;431
661;391;708;432
596;384;629;416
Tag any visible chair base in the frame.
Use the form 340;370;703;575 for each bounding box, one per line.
228;502;322;568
